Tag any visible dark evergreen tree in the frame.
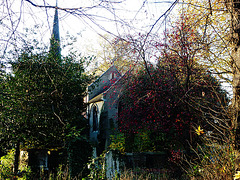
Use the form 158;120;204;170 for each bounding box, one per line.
0;47;93;177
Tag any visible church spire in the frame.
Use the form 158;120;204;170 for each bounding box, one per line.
50;1;61;58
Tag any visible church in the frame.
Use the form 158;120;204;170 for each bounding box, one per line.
87;65;123;153
86;64;126;178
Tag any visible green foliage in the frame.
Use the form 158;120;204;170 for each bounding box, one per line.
0;149;14;179
110;133;126;154
110;131;156;153
0;149;31;180
87;153;106;179
0;45;94;178
0;48;92;149
67;138;92;178
48;164;71;180
132;131;156;152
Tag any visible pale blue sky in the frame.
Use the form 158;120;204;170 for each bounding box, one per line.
0;0;175;57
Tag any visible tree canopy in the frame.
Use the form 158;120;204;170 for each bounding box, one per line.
0;47;92;150
117;62;228;152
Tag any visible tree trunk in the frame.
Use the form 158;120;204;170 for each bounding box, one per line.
231;0;240;147
233;50;240;146
13;141;20;175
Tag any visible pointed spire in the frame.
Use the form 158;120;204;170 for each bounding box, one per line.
50;1;61;59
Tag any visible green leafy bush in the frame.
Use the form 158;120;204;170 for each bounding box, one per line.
0;149;31;180
0;149;14;179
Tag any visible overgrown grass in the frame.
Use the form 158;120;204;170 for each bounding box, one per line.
119;168;170;180
180;125;239;180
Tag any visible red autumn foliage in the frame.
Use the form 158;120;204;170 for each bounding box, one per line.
116;16;228;152
118;67;191;135
118;65;228;151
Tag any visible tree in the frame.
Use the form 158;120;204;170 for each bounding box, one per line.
118;63;228;153
171;0;240;148
229;0;240;147
0;46;93;176
113;14;229;153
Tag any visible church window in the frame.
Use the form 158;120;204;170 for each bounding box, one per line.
92;105;98;131
110;72;115;79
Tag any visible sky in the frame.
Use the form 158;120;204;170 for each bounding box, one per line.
0;0;176;58
0;0;232;95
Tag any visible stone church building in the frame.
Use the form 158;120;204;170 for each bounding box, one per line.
87;65;123;152
87;65;125;178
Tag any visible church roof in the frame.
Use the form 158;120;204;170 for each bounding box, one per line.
89;65;121;87
88;65;121;100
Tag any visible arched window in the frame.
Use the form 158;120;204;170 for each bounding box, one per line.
92;105;98;131
110;72;115;80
